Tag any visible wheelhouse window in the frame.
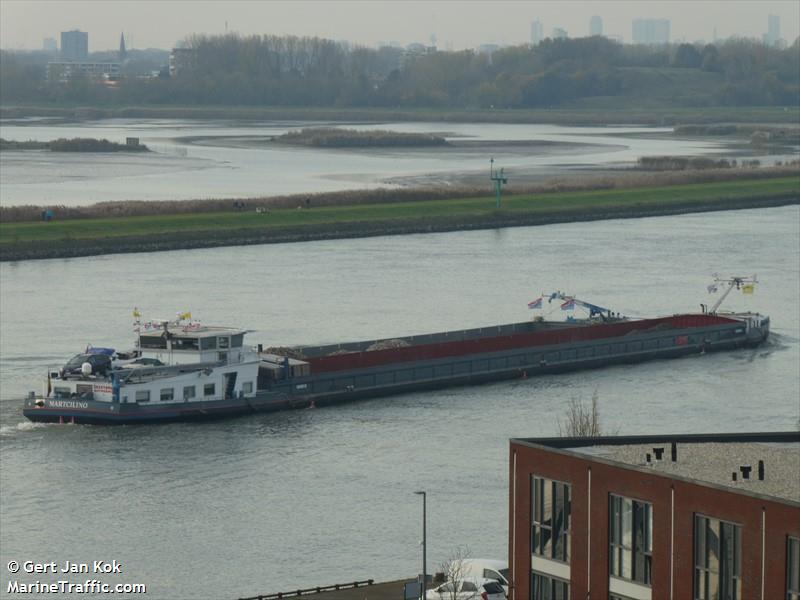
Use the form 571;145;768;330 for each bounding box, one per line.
183;385;196;400
231;334;244;348
610;494;653;585
139;335;167;349
203;383;215;397
788;537;800;600
171;337;199;351
160;388;174;401
200;337;216;350
531;475;571;562
531;572;569;600
242;381;253;394
135;390;150;402
694;515;741;600
218;336;230;349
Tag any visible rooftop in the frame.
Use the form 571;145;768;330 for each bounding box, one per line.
512;432;800;505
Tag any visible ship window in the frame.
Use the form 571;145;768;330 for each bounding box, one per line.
183;385;196;400
218;352;228;362
218;336;230;349
242;381;253;394
54;386;70;397
171;337;198;351
231;334;244;348
135;390;150;402
139;335;167;349
160;388;174;401
204;383;215;396
200;337;216;350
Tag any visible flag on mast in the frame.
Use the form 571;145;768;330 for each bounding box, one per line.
561;298;576;311
528;297;543;309
742;284;755;294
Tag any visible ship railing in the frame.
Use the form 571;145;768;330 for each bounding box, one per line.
238;580;374;600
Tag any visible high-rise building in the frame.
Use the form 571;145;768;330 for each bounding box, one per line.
530;20;544;45
589;15;603;37
552;27;568;40
632;18;670;45
42;37;57;52
764;14;780;46
60;30;88;61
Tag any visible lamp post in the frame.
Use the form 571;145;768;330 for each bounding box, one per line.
414;491;427;600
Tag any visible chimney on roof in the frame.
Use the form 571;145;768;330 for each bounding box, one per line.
758;460;765;481
671;441;677;462
740;465;752;480
653;447;664;460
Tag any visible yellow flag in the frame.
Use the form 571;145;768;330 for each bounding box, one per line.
179;311;192;320
742;284;755;295
132;307;141;318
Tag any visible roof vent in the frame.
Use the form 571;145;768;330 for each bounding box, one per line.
732;472;738;482
758;460;765;481
671;441;677;462
653;447;664;460
739;465;752;480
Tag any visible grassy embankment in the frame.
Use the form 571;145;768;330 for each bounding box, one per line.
273;128;447;147
1;177;797;261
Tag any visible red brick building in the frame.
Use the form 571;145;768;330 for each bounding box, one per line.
508;432;800;600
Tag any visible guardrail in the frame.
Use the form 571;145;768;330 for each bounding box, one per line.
239;579;375;600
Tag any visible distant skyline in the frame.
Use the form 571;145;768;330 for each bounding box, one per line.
1;0;799;51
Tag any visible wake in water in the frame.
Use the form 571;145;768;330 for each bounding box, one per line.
0;420;50;437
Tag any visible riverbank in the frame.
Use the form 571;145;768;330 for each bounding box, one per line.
1;177;797;261
2;104;798;126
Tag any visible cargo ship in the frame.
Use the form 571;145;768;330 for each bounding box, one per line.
22;276;769;425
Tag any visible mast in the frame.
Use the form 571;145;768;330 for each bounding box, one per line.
708;275;757;313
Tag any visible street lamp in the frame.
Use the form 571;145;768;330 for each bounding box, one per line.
414;491;427;600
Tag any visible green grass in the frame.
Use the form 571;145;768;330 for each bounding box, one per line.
2;177;797;247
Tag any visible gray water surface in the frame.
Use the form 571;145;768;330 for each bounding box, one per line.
1;207;798;599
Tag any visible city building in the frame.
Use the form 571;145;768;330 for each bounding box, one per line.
42;37;57;52
764;14;781;47
552;28;567;40
530;21;544;45
508;431;800;600
60;29;88;61
169;47;196;76
119;32;127;62
589;16;603;37
632;19;670;45
46;61;120;82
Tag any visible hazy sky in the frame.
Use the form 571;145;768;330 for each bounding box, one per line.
1;0;798;51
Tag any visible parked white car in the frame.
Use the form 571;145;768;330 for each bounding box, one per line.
458;559;510;595
425;577;506;600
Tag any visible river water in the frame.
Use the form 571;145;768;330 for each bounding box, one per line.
0;206;798;599
0;119;736;206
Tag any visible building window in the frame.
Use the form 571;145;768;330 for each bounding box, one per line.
789;537;800;600
204;383;215;397
160;388;174;401
183;385;196;400
242;381;253;394
531;572;569;600
694;515;741;600
135;390;150;402
610;494;653;585
531;476;571;562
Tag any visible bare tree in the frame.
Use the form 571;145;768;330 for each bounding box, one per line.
558;389;602;437
435;546;475;600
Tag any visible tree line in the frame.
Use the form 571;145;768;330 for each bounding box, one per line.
1;33;798;108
